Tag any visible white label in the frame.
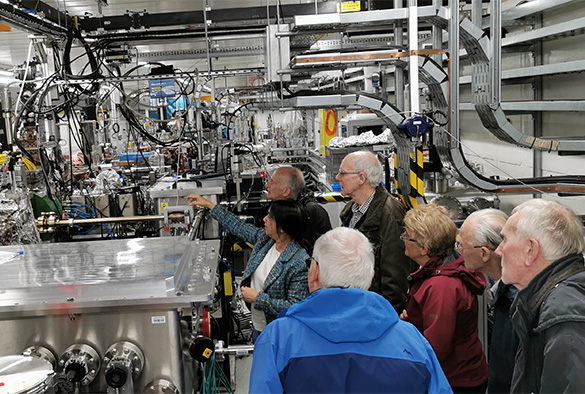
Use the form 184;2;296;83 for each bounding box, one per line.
151;316;166;324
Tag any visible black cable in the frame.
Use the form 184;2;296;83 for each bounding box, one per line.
62;26;101;94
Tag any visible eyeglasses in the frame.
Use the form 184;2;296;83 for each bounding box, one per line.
305;257;318;270
455;240;493;252
337;171;361;176
400;231;418;244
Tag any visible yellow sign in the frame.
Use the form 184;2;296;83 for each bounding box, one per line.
202;348;213;359
224;271;233;296
337;1;361;13
160;202;168;213
319;109;337;155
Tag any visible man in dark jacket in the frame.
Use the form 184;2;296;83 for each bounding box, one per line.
266;166;332;252
249;227;452;394
336;150;411;312
495;199;585;393
459;209;519;394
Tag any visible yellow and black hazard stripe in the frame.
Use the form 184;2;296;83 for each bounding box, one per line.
408;147;425;208
315;194;352;203
394;152;409;208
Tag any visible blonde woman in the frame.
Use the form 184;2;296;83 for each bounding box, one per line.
401;203;488;393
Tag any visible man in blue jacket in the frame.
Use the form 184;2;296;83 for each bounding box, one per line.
249;227;452;394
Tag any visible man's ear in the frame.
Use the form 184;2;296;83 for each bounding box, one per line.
481;247;491;263
283;186;292;198
308;262;320;292
420;245;429;256
525;238;541;266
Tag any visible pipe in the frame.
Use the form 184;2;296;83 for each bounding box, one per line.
40;215;165;228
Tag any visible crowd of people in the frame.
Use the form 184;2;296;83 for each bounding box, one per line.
186;150;585;394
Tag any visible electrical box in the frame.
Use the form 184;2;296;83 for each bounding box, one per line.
118;193;137;217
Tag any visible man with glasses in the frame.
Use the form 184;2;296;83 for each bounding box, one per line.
459;209;518;394
495;200;585;393
249;227;452;394
335;150;411;312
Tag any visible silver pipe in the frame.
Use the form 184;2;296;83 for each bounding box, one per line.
533;13;543;198
211;34;265;41
188;209;205;241
277;0;284;109
203;0;216;115
432;0;442;65
203;0;213;85
490;0;502;104
394;0;405;111
2;87;13;145
50;215;165;226
14;40;33;117
408;0;420;114
215;344;255;356
471;0;482;27
448;0;460;148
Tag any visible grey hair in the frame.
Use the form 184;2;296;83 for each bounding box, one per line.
467;209;508;249
348;151;383;187
512;200;585;263
278;167;305;199
313;227;374;290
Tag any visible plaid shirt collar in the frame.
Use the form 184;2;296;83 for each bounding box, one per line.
353;189;375;215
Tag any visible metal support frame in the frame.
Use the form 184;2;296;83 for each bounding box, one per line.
0;1;68;36
79;3;340;33
490;0;501;104
394;0;405;111
431;0;443;65
458;8;585;154
533;13;543;198
408;0;420;114
448;0;459;149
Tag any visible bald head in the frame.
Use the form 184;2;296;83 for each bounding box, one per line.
266;166;305;200
347;151;383;188
466;209;508;250
510;200;584;263
495;200;584;289
460;209;508;280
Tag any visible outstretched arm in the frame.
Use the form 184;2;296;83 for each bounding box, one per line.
185;194;215;210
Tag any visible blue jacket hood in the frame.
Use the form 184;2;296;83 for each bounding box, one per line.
279;287;398;343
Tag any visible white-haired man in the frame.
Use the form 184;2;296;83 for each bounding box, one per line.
459;209;518;394
249;227;452;394
495;200;585;393
335;150;411;312
266;166;332;252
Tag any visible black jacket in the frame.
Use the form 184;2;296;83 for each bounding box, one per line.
297;192;332;254
488;281;519;394
340;185;411;312
510;253;585;393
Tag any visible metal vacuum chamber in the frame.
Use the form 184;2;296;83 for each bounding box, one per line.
0;237;219;393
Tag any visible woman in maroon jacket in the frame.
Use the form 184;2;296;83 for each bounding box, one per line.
401;203;488;393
